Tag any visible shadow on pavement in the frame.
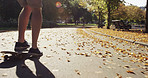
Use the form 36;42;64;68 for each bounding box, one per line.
0;57;55;78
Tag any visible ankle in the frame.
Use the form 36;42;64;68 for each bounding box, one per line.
31;47;38;49
18;40;25;43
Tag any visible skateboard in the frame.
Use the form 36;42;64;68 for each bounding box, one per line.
0;51;42;61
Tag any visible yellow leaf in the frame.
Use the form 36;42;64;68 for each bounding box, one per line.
77;48;80;50
126;70;135;74
144;63;148;66
96;51;101;54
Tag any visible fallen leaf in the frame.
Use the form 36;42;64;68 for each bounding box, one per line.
43;47;47;48
85;53;91;57
61;48;66;50
77;72;81;75
67;60;70;62
99;66;102;68
144;63;148;66
80;53;85;55
96;51;102;55
141;71;145;74
77;48;80;50
75;70;81;75
67;52;71;56
102;55;107;58
126;70;136;74
124;65;130;68
116;73;122;78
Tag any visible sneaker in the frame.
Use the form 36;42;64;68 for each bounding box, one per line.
14;41;30;51
28;48;43;56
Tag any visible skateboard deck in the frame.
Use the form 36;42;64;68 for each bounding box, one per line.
1;51;42;61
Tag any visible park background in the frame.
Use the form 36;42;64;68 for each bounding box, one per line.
0;0;147;32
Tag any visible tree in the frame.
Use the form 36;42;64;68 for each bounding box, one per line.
70;0;85;25
61;0;93;25
111;4;127;20
79;0;107;27
0;0;21;21
145;0;148;33
106;0;121;29
126;6;145;22
42;0;58;21
79;0;121;29
112;4;146;22
146;0;148;33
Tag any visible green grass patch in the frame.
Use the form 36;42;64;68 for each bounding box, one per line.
0;26;17;30
57;23;97;26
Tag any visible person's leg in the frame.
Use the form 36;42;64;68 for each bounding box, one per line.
18;6;32;43
30;8;42;49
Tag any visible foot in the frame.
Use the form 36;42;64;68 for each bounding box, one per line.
28;48;43;56
14;41;30;51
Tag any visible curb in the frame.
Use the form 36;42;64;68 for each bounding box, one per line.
83;29;148;47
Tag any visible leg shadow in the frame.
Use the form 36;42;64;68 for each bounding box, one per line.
0;59;19;68
30;57;55;78
0;55;55;78
16;59;37;78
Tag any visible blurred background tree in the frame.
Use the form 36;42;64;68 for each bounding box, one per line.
0;0;146;30
146;0;148;33
0;0;21;22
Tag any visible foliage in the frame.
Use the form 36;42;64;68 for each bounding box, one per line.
106;0;122;29
145;0;148;33
112;4;146;22
0;0;95;26
0;0;21;21
0;0;146;30
79;0;122;28
126;6;145;21
60;0;94;25
42;0;58;21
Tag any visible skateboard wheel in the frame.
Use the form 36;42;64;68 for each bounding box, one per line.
4;55;9;61
18;55;23;59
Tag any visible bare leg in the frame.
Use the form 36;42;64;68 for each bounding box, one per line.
18;6;32;43
31;8;42;49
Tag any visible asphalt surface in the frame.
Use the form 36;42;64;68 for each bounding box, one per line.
0;28;148;78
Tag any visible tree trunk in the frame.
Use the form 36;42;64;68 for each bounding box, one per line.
146;0;148;33
107;0;111;29
74;20;76;25
100;12;103;28
98;6;103;28
98;12;101;28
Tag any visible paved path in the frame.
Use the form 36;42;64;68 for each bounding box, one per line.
0;28;147;78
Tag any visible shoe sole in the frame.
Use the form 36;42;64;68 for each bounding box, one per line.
28;53;43;57
15;46;30;51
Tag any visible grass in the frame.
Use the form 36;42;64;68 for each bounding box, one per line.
0;26;17;30
57;23;97;26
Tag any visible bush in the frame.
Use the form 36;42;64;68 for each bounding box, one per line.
42;21;57;28
0;20;58;29
0;21;18;28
